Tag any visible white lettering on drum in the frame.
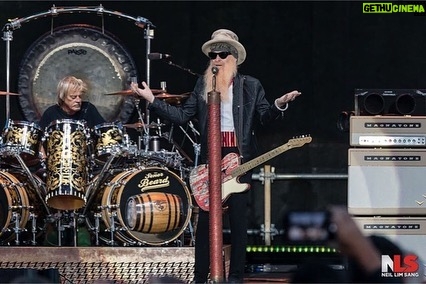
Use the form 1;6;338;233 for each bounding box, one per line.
138;172;170;191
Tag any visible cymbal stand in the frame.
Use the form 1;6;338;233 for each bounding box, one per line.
56;212;64;247
72;211;78;247
11;209;24;245
98;204;119;246
2;23;13;122
14;152;51;216
29;212;38;245
179;125;201;167
93;212;101;246
85;151;119;208
55;211;79;247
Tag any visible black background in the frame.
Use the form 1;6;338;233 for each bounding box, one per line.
0;1;424;244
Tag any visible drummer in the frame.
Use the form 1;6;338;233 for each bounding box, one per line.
38;75;104;247
39;75;105;130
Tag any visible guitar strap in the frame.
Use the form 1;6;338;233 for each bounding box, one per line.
237;76;245;158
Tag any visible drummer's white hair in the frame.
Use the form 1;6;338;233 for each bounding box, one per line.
57;76;87;106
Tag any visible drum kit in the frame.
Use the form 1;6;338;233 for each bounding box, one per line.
0;88;200;247
0;4;203;248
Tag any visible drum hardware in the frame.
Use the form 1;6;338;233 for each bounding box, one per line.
52;210;82;247
29;212;38;245
12;152;51;215
178;124;200;166
97;204;121;246
9;205;33;245
85;151;119;208
93;212;101;246
11;211;23;245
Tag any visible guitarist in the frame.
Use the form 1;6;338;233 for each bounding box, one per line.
131;29;301;283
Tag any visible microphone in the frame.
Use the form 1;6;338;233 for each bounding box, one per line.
212;66;219;75
148;53;172;60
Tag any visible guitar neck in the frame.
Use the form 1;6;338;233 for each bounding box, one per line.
231;144;290;177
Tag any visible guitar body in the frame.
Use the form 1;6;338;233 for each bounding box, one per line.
189;153;250;211
189;136;312;211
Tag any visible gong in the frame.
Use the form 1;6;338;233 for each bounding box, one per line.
18;24;138;123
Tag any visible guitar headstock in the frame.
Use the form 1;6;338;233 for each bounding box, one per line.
287;135;312;148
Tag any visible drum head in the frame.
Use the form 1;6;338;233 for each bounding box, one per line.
0;171;30;243
18;24;138;123
90;167;192;246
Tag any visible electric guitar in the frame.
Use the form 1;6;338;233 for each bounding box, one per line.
189;135;312;211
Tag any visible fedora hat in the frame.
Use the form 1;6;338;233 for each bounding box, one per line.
202;29;246;65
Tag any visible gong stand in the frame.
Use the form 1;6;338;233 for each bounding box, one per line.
2;4;154;125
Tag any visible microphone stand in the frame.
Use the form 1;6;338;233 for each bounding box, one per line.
207;66;223;282
132;96;149;152
165;59;200;77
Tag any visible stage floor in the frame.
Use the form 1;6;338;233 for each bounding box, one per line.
0;246;196;283
0;246;294;283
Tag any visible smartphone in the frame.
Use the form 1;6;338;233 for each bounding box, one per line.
283;210;337;244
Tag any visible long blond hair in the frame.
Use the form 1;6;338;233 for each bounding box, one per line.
57;76;87;106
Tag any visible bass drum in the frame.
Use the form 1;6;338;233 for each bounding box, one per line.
86;167;192;246
0;171;48;245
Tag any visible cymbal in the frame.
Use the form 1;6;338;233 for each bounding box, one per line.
151;89;167;94
0;91;20;96
105;90;135;96
105;89;167;96
155;92;190;105
123;121;165;129
123;122;144;129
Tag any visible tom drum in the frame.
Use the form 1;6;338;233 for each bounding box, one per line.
44;119;89;210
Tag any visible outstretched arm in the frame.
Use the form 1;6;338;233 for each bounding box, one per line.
274;90;302;110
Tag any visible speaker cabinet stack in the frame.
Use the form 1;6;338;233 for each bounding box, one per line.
349;89;426;258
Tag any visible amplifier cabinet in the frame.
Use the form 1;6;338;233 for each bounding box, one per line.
348;148;426;215
354;89;426;116
350;116;426;147
354;217;426;261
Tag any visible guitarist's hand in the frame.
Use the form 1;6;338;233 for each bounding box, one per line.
131;81;155;103
275;90;302;108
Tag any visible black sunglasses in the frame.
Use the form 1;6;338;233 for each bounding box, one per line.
208;51;231;60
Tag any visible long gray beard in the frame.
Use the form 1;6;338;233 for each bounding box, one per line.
202;62;237;102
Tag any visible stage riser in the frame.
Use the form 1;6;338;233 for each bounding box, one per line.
0;246;231;283
0;247;194;283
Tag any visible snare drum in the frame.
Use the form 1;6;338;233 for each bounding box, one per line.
85;167;192;246
93;122;124;162
0;119;42;166
44;119;89;210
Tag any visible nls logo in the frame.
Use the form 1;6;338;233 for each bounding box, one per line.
381;255;419;274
